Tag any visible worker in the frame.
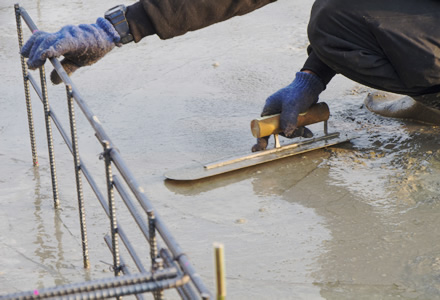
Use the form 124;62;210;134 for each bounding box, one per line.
21;0;440;152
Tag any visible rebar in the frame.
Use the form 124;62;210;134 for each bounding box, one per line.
39;63;60;208
112;175;150;242
148;210;159;267
12;6;213;300
118;226;148;274
113;176;197;299
104;235;146;300
103;141;121;277
14;4;38;166
160;248;198;300
110;150;212;298
66;84;90;268
1;268;186;300
148;210;164;300
154;258;165;300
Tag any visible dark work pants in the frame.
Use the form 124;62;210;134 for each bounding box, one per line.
308;0;440;109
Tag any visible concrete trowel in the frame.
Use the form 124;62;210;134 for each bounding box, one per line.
164;103;356;180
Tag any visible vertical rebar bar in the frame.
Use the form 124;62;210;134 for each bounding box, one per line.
39;63;60;208
66;85;90;269
155;258;165;300
103;141;121;278
148;210;158;300
147;210;158;266
15;4;38;167
148;210;164;300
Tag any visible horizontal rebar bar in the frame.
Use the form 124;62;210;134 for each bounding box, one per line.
104;235;146;300
1;268;187;300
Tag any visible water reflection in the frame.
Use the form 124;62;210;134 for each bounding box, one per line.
165;115;440;298
31;167;69;287
299;120;440;298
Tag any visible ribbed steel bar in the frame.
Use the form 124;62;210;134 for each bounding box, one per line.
91;177;148;274
27;71;111;235
112;175;196;299
38;62;60;208
112;175;151;241
15;4;38;167
103;142;121;277
161;248;197;300
117;226;148;275
104;235;146;300
154;258;165;300
148;211;159;267
1;268;184;300
73;276;189;300
148;211;164;300
66;85;90;269
17;6;212;299
111;148;212;299
17;7;115;146
19;77;150;292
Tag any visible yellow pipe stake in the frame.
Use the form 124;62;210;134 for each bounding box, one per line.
214;243;226;300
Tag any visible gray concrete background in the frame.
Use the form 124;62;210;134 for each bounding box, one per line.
1;0;440;299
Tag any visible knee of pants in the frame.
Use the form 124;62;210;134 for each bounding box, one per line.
307;0;370;54
307;0;348;39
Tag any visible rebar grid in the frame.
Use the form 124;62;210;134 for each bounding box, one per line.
8;3;214;300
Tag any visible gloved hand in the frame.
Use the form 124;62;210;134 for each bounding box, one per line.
21;17;121;84
252;71;325;152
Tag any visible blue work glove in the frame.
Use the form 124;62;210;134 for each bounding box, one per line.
252;72;325;152
21;17;121;84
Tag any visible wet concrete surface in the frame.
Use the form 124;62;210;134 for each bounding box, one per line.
1;0;440;299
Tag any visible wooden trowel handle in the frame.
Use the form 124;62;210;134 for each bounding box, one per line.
250;102;330;138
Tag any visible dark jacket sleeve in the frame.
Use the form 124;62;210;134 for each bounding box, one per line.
301;46;336;87
126;0;276;42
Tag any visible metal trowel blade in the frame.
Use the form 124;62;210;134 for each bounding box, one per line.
164;131;357;181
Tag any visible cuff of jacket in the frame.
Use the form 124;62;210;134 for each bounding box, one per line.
301;47;336;87
126;2;156;43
